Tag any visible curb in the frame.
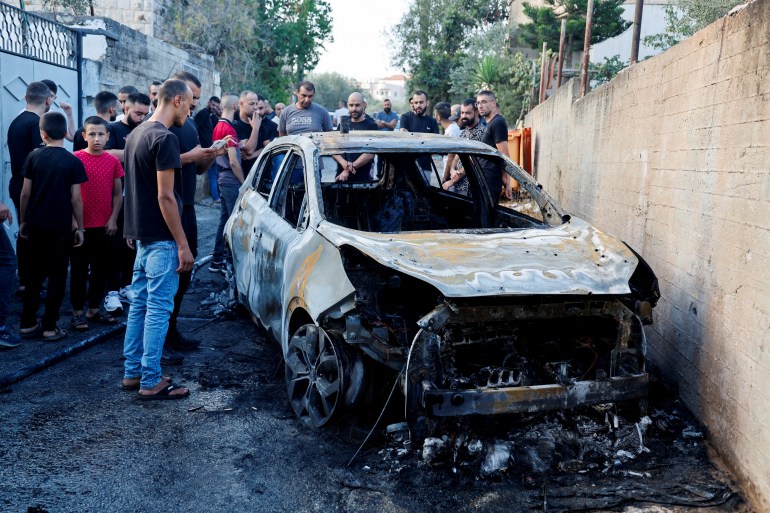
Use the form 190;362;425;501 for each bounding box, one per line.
0;323;126;390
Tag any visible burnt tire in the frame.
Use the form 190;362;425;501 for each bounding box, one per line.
284;324;366;428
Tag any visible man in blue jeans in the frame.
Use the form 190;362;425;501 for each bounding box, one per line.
121;79;195;399
210;93;244;271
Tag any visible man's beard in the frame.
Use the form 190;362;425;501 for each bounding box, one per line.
126;115;141;128
383;107;391;114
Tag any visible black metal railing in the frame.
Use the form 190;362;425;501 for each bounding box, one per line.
0;2;77;69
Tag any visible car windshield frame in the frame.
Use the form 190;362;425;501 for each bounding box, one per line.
314;147;568;234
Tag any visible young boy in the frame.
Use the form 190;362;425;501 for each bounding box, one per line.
70;116;124;330
18;111;87;341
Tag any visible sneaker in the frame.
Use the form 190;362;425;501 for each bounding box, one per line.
119;286;136;304
104;291;123;313
0;327;22;349
161;348;184;365
208;260;226;274
166;330;201;352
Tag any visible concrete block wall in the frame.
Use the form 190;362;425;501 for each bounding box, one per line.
524;1;770;509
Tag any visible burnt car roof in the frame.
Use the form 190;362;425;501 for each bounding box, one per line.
302;131;500;155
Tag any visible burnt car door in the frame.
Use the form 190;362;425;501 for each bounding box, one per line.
252;149;309;340
229;146;292;319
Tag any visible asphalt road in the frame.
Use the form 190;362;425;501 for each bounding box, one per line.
0;202;752;513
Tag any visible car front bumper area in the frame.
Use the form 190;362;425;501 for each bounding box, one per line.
421;373;649;417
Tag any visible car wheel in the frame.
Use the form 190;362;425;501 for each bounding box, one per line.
285;324;364;427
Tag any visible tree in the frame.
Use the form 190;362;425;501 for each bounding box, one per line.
517;0;631;67
449;22;533;125
305;72;360;111
37;0;92;17
391;0;509;103
268;0;333;85
590;54;627;86
644;0;744;51
169;0;266;96
168;0;332;103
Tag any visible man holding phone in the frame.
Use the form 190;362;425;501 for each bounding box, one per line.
210;94;244;273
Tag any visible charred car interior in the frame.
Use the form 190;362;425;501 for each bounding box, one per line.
318;152;552;232
224;132;660;440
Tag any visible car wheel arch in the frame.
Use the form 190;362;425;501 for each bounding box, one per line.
287;305;314;345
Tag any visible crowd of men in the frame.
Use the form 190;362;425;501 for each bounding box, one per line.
0;74;512;400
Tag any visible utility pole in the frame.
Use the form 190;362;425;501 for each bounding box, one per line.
538;42;547;104
557;18;567;87
630;0;644;64
580;0;594;97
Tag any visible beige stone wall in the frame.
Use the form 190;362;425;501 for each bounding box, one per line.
524;1;770;509
23;0;174;38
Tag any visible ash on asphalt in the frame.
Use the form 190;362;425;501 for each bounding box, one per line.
0;204;752;513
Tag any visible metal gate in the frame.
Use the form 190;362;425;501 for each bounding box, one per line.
1;1;79;240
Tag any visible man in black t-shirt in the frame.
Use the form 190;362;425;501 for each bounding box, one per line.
7;81;54;291
122;79;194;400
399;90;439;135
476;90;513;200
255;98;279;165
193;96;220;149
105;93;151;163
400;90;439;175
73;91;119;151
232;91;278;175
102;92;152;316
263;99;276;121
195;96;222;203
165;72;221;355
334;92;379;182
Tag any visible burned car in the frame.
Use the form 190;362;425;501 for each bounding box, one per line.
224;132;659;437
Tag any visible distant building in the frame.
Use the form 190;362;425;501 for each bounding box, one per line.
361;74;408;103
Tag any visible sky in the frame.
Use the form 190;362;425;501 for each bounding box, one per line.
313;0;412;82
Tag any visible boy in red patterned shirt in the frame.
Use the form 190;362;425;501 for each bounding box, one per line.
70;116;124;330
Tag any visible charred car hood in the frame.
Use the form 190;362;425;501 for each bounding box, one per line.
317;219;638;297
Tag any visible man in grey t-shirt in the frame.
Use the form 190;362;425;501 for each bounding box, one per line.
278;81;332;136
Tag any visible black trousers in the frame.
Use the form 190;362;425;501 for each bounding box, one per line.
21;228;71;331
105;205;136;292
168;205;198;336
10;191;30;289
70;227;112;311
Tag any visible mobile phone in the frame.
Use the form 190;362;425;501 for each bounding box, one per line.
211;139;228;150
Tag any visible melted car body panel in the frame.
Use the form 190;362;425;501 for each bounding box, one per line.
279;232;356;353
317;218;638;297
